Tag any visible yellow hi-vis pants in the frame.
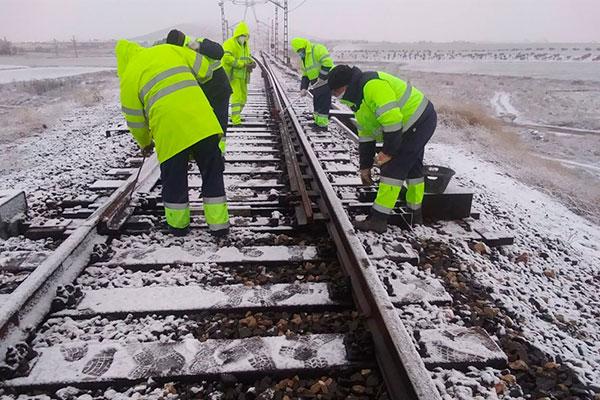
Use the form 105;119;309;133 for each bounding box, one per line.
230;78;248;125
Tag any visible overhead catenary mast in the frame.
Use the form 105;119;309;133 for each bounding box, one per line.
219;1;228;42
267;0;289;64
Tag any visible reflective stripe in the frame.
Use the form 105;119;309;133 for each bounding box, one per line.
397;83;413;109
139;66;189;101
406;179;425;210
164;202;189;210
203;196;227;204
406;202;422;210
122;106;144;116
372;203;393;215
192;53;203;76
231;110;241;115
359;136;376;143
375;101;399;118
145;80;198;113
127;121;147;129
382;121;403;133
403;98;429;132
209;222;230;231
318;53;330;63
374;182;402;211
239;56;252;61
406;177;424;185
204;202;229;227
230;103;242;107
165;207;190;229
380;176;404;186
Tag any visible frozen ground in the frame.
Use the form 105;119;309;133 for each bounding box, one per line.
0;70;136;223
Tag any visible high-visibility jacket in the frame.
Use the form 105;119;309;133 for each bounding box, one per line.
340;67;429;164
291;37;333;90
222;22;252;82
115;40;223;163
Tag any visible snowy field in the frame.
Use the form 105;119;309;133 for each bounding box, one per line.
335;45;600;224
0;65;114;83
400;60;600;82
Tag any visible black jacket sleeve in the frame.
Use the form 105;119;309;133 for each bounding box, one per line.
300;76;310;90
359;142;376;169
198;38;224;60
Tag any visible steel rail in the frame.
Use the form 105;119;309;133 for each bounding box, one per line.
258;53;442;400
0;154;160;372
257;58;314;224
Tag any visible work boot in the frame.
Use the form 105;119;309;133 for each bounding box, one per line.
309;122;328;132
411;209;423;225
354;210;388;233
169;226;190;237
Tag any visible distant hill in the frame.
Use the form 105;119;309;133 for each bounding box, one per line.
129;23;222;44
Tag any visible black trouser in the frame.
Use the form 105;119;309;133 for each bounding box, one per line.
381;102;437;181
310;83;332;126
375;102;437;213
160;134;227;229
201;68;232;134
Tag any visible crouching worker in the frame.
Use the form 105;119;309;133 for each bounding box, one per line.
115;40;230;236
165;29;232;154
328;65;437;233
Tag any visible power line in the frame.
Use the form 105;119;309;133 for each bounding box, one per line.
289;0;307;13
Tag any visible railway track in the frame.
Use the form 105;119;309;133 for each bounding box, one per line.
0;56;511;399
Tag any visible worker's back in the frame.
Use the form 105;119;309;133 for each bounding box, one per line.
116;41;222;163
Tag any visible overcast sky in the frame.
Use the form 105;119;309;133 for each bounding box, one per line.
0;0;598;43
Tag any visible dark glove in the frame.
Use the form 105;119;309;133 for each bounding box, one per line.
360;168;374;186
141;142;154;157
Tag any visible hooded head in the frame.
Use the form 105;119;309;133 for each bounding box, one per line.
115;39;143;79
290;37;309;53
233;21;250;39
328;64;354;99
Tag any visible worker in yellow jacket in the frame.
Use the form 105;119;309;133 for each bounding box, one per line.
115;40;230;236
165;29;232;154
328;65;437;232
222;22;255;125
291;37;334;131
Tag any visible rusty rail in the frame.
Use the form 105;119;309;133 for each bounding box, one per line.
259;53;442;400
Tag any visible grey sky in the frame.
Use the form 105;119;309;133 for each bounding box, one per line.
0;0;598;43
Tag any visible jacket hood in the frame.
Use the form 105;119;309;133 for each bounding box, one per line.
115;39;143;78
233;22;250;38
341;66;365;108
290;37;310;52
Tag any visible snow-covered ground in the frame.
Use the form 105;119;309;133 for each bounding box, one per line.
0;66;114;84
0;71;136;223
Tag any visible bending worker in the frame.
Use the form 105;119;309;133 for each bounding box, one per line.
222;21;255;125
327;65;437;233
115;39;230;236
166;29;232;154
290;37;334;130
